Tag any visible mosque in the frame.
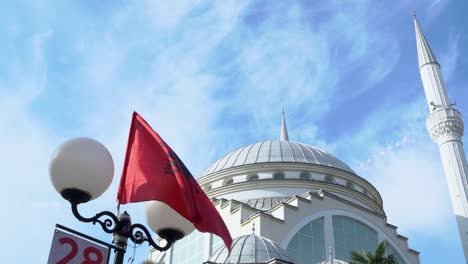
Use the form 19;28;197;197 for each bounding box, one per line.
150;15;468;264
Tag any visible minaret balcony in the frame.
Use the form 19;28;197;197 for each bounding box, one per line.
426;107;464;144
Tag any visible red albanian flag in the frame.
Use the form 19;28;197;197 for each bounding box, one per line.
117;112;232;250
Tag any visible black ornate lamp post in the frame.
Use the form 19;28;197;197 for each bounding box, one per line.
49;138;194;264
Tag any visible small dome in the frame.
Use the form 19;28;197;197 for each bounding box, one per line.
207;234;294;264
201;140;354;177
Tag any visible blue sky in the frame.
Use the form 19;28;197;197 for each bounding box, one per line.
0;0;467;263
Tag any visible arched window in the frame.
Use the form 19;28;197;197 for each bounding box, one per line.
299;172;311;180
225;179;234;185
170;230;206;264
346;181;355;189
332;216;378;262
363;189;372;197
287;217;326;264
324;175;335;184
273;173;285;180
248;175;259;181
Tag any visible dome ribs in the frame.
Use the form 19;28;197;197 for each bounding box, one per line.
199;140;355;177
291;142;307;163
281;140;295;162
224;147;246;170
233;143;254;167
270;140;282;162
298;142;320;164
254;141;267;163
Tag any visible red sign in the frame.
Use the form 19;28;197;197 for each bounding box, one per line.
48;229;109;264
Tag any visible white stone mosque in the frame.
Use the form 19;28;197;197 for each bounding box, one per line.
150;15;468;264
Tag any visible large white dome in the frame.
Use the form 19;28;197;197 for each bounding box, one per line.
200;140;354;177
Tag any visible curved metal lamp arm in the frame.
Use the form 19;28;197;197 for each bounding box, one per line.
128;223;173;251
70;203;173;253
71;202;120;233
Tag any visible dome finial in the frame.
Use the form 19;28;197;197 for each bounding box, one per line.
252;222;256;234
280;107;289;141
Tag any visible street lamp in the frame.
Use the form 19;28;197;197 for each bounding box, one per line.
49;137;194;264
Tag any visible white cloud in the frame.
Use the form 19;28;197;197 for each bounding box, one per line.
140;0;199;30
340;97;455;236
0;34;63;260
425;0;449;21
362;141;453;235
1;0;463;262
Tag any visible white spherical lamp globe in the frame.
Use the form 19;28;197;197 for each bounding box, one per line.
49;137;114;203
145;201;195;242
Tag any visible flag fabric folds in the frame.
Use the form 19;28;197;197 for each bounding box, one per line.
117;112;232;250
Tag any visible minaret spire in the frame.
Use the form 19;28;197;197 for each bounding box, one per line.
415;13;468;261
280;107;289;141
413;12;450;110
413;12;439;69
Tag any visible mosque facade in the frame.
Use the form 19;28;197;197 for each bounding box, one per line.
149;15;467;264
150;117;419;264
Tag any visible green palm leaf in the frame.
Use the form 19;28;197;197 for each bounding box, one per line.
350;242;399;264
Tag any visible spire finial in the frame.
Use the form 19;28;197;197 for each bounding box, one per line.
252;223;256;234
413;12;439;68
280;108;289;141
329;246;333;263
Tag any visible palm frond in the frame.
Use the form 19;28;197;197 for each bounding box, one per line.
350;242;399;264
374;242;387;257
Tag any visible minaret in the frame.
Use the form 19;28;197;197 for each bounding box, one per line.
280;108;289;141
414;13;468;259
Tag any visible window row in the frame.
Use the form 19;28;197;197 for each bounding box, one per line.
203;172;373;198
